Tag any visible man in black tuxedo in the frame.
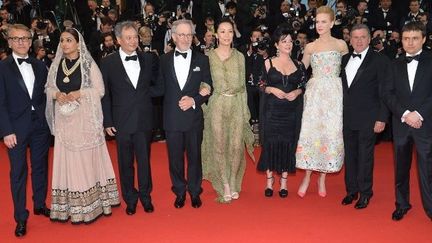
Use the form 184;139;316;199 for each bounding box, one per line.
157;19;212;209
0;24;50;237
369;0;399;32
383;21;432;221
340;24;391;209
101;21;159;216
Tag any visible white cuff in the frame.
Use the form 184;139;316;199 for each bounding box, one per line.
414;111;424;121
401;110;410;123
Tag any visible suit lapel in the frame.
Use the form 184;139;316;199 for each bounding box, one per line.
115;52;135;88
168;51;182;90
137;53;145;88
7;56;30;98
182;50;197;91
30;58;42;99
349;49;372;88
411;51;426;94
398;56;411;94
341;54;350;91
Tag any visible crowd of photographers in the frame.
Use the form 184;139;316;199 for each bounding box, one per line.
0;0;431;143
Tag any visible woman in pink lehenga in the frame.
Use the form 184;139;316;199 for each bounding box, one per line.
45;28;120;224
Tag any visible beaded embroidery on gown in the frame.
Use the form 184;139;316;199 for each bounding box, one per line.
296;51;344;173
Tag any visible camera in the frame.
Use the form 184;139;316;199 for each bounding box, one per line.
144;13;158;30
259;25;268;32
36;19;49;30
281;8;303;31
252;37;270;52
371;36;385;47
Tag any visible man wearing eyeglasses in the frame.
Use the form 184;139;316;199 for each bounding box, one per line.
0;24;51;237
156;19;212;209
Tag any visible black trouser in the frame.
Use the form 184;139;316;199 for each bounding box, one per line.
343;127;376;198
165;129;203;198
116;130;153;207
393;130;432;218
246;85;260;123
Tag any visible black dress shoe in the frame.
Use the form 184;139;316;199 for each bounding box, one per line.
15;221;26;237
143;201;154;213
354;196;371;209
191;196;202;208
34;207;51;217
341;194;358;205
174;195;186;208
125;205;137;215
392;208;411;221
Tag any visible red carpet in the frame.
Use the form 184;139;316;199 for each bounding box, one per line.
0;141;430;242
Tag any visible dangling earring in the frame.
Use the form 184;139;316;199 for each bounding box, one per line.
276;48;280;57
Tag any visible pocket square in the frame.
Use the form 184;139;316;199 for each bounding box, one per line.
193;66;201;72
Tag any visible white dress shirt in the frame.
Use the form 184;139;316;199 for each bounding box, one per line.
173;48;192;90
407;50;422;91
345;47;369;88
13;52;35;110
402;50;424;122
119;48;140;89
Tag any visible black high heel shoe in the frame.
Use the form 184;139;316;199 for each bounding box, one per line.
279;176;288;198
265;176;274;197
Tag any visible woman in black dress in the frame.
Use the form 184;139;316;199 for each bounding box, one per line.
257;24;307;198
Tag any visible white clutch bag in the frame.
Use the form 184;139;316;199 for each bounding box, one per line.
58;101;80;116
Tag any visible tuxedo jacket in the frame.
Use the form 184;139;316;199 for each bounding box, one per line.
157;50;212;132
383;50;432;137
101;51;160;134
341;49;391;131
369;8;399;31
0;56;48;138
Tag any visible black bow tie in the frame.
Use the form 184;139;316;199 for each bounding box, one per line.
125;55;138;61
17;58;30;65
405;54;420;63
175;50;188;59
352;53;362;59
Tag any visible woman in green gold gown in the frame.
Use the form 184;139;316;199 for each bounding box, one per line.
201;18;254;203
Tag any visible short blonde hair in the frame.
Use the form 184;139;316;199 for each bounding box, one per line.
316;6;335;21
7;24;31;37
139;26;152;37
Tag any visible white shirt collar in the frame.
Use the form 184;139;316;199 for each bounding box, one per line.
12;52;29;65
407;49;422;57
175;48;192;54
354;46;369;57
119;47;137;60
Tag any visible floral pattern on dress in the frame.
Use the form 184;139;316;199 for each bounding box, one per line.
296;51;344;173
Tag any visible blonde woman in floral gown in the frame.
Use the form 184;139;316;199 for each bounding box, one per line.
202;18;254;203
296;6;349;197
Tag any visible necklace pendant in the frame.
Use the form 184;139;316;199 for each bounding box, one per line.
63;76;70;83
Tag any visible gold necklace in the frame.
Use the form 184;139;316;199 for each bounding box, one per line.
61;58;81;83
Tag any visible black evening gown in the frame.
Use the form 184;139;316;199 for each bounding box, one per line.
257;59;307;173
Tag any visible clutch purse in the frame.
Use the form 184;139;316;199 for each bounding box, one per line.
58;101;80;116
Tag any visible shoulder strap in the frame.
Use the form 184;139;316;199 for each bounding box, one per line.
269;58;274;68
